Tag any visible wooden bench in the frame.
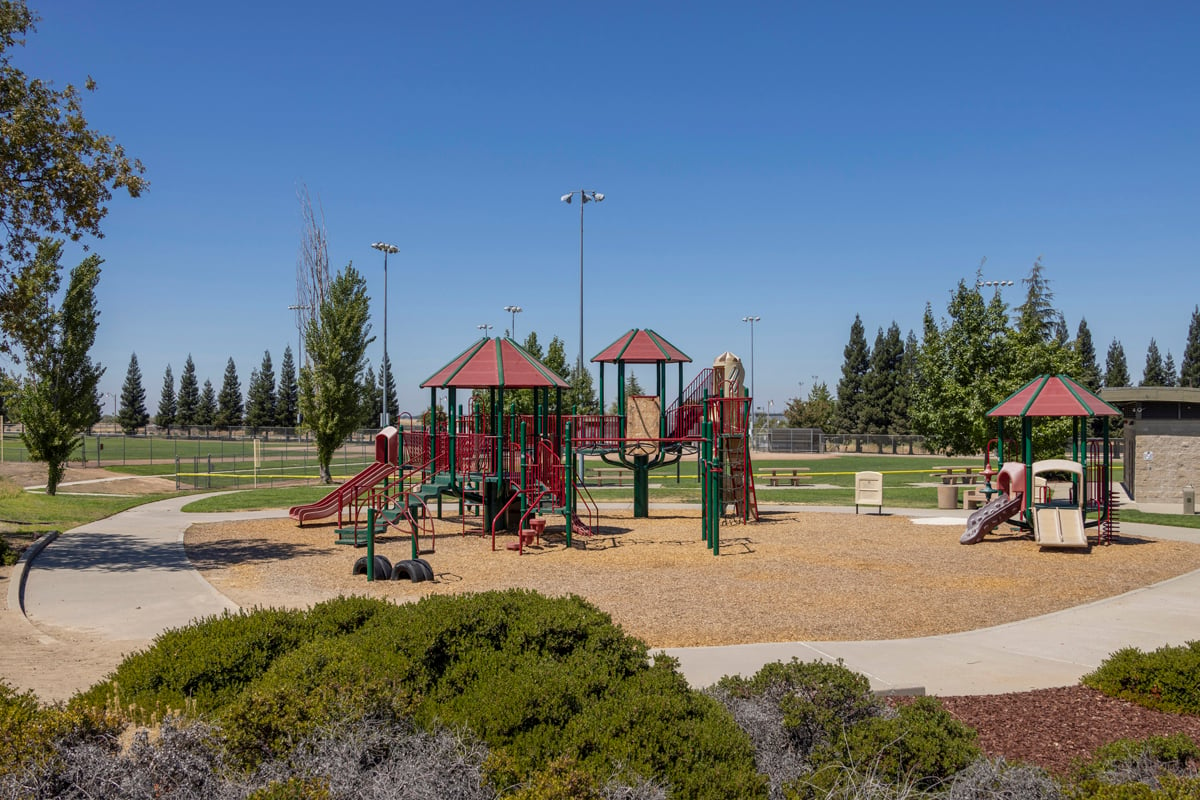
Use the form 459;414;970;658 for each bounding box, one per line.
588;468;627;486
758;467;812;486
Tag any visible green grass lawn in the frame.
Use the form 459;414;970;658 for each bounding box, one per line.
1121;509;1200;529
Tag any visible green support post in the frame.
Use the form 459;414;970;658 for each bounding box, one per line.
366;507;376;582
633;454;649;518
564;421;574;548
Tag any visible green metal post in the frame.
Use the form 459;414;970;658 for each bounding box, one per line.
564;420;574;547
633;454;649;518
366;507;376;582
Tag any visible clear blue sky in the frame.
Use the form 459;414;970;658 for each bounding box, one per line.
15;1;1200;416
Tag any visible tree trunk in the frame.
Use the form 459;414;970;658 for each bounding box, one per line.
45;461;65;496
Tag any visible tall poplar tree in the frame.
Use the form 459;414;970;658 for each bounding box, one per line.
1181;306;1200;388
176;354;200;426
13;241;105;494
299;264;374;482
1105;339;1130;388
117;352;149;434
155;364;175;432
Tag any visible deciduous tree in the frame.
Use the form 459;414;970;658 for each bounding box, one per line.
13;241;104;494
117;352;148;434
299;265;374;482
0;2;146;357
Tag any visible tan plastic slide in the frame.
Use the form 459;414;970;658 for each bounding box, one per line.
1034;506;1089;548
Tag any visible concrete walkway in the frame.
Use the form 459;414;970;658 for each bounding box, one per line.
16;497;1200;695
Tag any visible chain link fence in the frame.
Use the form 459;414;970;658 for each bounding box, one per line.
754;428;931;455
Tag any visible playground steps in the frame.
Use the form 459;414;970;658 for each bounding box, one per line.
335;518;386;547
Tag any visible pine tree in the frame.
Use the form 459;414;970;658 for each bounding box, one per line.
1181;306;1200;389
834;315;870;433
361;364;379;428
215;358;243;428
117;352;149;434
197;380;217;426
894;330;919;434
1105;339;1130;387
861;322;904;434
1163;352;1178;388
784;380;836;430
155;365;176;431
1141;339;1166;386
245;350;277;428
277;345;299;427
1016;256;1062;342
566;363;599;414
176;354;200;426
378;352;398;423
1074;318;1101;391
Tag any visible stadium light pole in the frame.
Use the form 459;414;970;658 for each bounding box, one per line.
371;242;399;428
477;323;493;337
286;304;313;367
560;190;604;376
503;305;523;339
742;315;761;436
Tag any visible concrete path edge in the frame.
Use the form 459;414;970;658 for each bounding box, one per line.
7;530;59;617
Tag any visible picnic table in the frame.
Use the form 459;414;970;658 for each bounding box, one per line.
931;466;981;485
588;468;628;486
758;467;812;486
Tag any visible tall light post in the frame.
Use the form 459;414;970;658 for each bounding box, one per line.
560;190;604;375
477;323;493;337
976;279;1014;289
503;305;523;339
742;315;761;436
371;241;399;428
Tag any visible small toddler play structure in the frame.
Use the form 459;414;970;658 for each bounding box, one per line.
292;329;759;577
960;375;1122;549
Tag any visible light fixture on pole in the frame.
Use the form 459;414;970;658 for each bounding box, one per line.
560;189;604;376
477;323;493;337
976;279;1014;288
503;305;523;339
742;315;761;436
371;241;399;428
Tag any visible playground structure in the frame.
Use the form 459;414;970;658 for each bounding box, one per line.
960;375;1122;548
291;330;760;575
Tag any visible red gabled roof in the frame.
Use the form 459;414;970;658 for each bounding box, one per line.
591;329;691;364
987;375;1121;418
420;337;570;389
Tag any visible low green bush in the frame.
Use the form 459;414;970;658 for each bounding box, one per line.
1067;774;1200;799
1069;733;1200;798
797;696;981;796
1082;643;1200;715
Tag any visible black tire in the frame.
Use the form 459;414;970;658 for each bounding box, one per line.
390;559;429;583
414;559;434;582
352;555;392;580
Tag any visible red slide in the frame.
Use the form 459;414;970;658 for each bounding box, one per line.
288;460;396;525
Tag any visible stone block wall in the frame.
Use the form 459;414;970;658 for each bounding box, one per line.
1129;431;1200;504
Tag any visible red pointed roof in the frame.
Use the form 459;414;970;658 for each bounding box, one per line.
420;337;570;389
591;329;691;364
987;375;1121;418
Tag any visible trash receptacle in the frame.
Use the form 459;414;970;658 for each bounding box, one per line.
1185;485;1195;516
937;484;958;510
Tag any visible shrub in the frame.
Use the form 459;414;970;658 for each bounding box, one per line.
945;756;1064;799
797;696;981;796
1066;774;1200;799
1069;733;1200;797
1082;644;1200;715
710;659;882;797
